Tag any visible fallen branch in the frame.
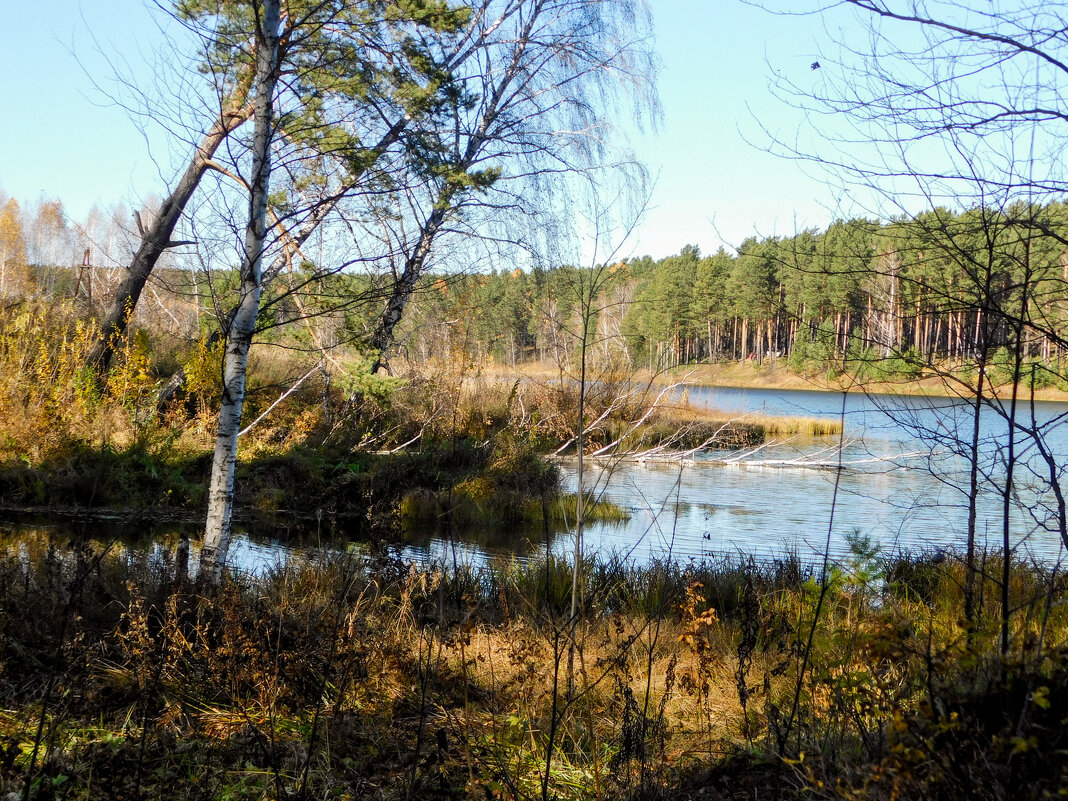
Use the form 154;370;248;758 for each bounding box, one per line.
238;362;321;438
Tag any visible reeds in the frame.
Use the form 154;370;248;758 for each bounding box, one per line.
754;414;843;437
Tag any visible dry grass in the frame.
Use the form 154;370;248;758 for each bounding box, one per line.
3;535;1066;800
474;369;843;454
756;414;843;436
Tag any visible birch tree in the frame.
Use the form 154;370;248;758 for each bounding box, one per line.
365;0;657;372
200;0;283;581
193;0;476;577
87;0;471;371
0;199;29;300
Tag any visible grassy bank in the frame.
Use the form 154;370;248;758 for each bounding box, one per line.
1;534;1066;800
0;304;793;527
501;359;1068;403
478;369;842;452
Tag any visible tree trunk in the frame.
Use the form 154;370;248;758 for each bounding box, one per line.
201;0;281;581
367;12;540;374
885;265;897;357
155;117;410;409
964;356;986;627
87;96;254;371
369;203;448;373
865;294;872;347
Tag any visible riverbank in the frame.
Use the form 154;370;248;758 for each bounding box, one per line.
497;359;1068;403
661;361;1068;402
0;305;846;529
1;535;1065;800
0;357;779;527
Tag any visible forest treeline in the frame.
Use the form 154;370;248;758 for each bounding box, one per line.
6;186;1068;387
398;204;1068;384
0;193;152;293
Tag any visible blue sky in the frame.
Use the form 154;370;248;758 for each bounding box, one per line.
633;0;852;256
0;1;865;260
0;2;186;221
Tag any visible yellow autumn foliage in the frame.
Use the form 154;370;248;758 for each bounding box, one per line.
0;198;34;298
0;302;158;463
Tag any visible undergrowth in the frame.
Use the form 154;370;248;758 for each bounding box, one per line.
1;535;1065;800
0;305;776;529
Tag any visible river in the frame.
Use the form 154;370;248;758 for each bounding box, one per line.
5;385;1068;571
562;385;1068;566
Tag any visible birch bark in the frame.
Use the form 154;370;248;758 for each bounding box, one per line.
201;0;281;581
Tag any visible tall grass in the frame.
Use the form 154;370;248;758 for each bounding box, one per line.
2;534;1065;800
755;415;843;436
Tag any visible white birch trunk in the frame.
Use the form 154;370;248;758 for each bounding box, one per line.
201;0;281;582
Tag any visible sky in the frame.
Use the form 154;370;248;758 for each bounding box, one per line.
628;1;864;257
0;1;866;261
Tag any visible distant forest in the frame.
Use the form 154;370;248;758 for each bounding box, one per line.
4;191;1068;386
398;204;1068;383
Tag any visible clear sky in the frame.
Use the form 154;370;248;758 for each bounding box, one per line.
629;0;865;257
0;2;188;222
0;1;868;260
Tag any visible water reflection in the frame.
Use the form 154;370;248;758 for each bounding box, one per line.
0;509;569;575
581;385;1068;563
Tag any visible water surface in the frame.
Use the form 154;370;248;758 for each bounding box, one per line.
5;384;1067;570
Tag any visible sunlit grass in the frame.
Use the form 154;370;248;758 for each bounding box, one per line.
755;414;843;436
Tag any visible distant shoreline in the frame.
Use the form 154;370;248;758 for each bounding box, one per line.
490;360;1068;404
661;362;1068;403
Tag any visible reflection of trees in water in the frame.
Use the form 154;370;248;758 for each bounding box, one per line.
6;390;1068;568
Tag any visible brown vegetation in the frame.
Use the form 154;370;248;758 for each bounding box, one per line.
1;534;1066;800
